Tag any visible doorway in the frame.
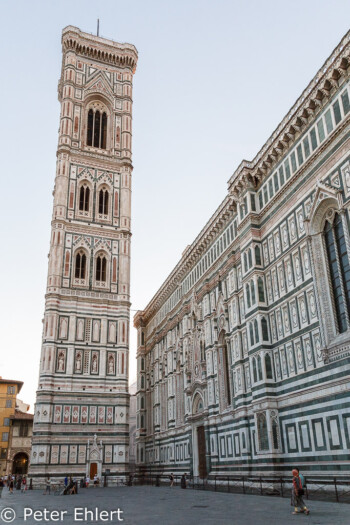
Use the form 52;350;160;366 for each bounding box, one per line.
197;426;207;478
12;453;29;475
90;462;97;479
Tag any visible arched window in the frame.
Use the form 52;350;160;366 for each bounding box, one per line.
254;319;259;342
222;343;231;406
141;396;144;409
79;184;90;212
252;357;257;383
272;418;279;449
96;254;107;282
257;355;263;381
87;109;93;145
248;249;252;268
261;317;269;341
99;188;109;215
257;412;269;451
265;353;273;379
244;253;248;272
258;277;265;302
246;284;251;308
75;251;86;279
255;245;261;265
87;108;107;149
141;375;145;388
324;213;350;333
250;280;256;304
249;323;254;346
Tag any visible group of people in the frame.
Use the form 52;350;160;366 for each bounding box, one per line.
0;475;28;494
43;474;100;495
1;468;310;515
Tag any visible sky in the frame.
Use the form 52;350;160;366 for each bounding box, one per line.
1;0;350;409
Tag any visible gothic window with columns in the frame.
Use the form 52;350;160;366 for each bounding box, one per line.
265;353;273;379
246;284;251;308
252;357;257;382
250;280;256;304
271;414;280;449
252;355;263;382
258;277;265;302
87;108;107;149
79;183;90;212
75;251;87;279
95;253;107;282
254;319;259;342
218;333;231;408
249;322;254;346
255;245;262;265
257;412;269;451
261;317;269;341
257;355;263;380
248;249;252;268
324;213;350;333
98;187;109;215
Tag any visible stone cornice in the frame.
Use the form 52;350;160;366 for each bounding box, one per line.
58;147;133;170
62;26;138;73
228;30;350;198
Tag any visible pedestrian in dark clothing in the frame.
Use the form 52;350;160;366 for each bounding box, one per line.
180;473;187;489
291;469;309;515
169;473;174;487
44;477;51;495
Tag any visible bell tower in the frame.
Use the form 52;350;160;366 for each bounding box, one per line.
30;26;137;483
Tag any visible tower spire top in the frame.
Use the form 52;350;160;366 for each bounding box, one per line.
97;18;100;37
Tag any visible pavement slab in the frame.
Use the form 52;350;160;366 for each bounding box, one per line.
0;485;348;525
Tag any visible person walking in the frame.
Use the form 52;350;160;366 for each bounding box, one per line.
180;473;187;489
9;477;14;494
21;477;26;493
86;476;90;488
291;469;309;515
44;476;51;495
295;468;305;491
169;473;174;487
64;476;68;488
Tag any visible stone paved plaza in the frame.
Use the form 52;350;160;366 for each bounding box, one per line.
0;486;348;525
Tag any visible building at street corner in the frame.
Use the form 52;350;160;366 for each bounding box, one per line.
134;32;350;478
30;26;137;484
7;410;33;476
0;378;24;475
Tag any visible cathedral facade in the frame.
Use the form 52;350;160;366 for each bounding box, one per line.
30;26;137;482
135;32;350;478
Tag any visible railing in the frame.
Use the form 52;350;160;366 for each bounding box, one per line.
131;473;350;503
